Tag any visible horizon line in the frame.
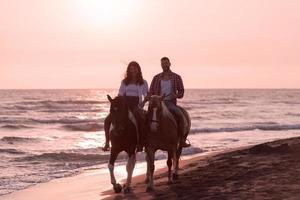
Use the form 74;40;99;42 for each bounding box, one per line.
0;88;299;90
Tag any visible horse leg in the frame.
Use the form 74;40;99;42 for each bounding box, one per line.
167;151;173;184
108;149;122;193
173;147;182;180
144;150;150;184
124;153;136;193
146;149;155;192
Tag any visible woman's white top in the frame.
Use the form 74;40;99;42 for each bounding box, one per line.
160;80;172;100
118;80;148;104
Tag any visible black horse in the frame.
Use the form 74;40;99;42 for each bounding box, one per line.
106;95;139;193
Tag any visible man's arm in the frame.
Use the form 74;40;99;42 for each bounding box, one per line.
176;75;184;99
149;76;157;96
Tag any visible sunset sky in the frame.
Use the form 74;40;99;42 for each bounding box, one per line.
1;0;299;89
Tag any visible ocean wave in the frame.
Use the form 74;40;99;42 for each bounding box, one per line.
1;124;33;130
62;123;104;132
182;100;235;105
0;118;29;124
5;100;108;113
286;113;300;117
0;148;26;154
0;110;28;115
13;147;203;164
0;136;41;144
22;97;40;100
270;100;300;105
190;123;300;134
14;152;113;163
14;105;41;110
14;105;101;112
0;117;103;124
131;147;206;162
18;100;107;105
38;109;103;113
181;147;205;155
32;117;101;124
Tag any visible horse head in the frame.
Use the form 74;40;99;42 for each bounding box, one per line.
107;95;129;134
147;95;165;132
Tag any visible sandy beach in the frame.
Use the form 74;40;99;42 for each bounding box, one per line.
2;0;300;198
1;136;299;200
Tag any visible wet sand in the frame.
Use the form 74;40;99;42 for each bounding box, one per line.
104;137;300;200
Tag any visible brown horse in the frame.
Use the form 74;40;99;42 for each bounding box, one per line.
144;95;191;191
106;95;139;194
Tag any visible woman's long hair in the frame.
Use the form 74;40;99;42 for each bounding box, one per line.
123;61;144;85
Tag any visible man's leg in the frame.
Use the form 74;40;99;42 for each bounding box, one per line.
102;114;111;151
164;101;190;148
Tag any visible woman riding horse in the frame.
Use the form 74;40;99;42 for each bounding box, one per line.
105;61;148;193
102;61;148;152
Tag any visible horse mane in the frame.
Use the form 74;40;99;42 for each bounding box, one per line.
160;101;177;128
109;95;139;146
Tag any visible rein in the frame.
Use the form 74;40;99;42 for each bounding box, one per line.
146;94;174;127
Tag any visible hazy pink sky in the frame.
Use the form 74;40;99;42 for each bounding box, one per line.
1;0;299;89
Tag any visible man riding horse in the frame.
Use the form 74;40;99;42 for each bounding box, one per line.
148;57;190;148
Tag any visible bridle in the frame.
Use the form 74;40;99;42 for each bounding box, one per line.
146;94;171;125
148;102;161;125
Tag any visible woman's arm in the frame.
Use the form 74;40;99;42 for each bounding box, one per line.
142;80;149;97
118;80;126;96
138;80;149;108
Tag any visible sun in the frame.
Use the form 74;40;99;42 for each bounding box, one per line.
75;0;138;27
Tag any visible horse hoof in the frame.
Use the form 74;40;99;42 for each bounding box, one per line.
123;186;132;194
113;183;122;193
146;186;153;192
167;180;173;185
172;173;179;180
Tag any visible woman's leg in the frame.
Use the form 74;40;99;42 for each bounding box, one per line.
102;114;111;151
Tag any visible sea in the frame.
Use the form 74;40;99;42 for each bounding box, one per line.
1;89;300;196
